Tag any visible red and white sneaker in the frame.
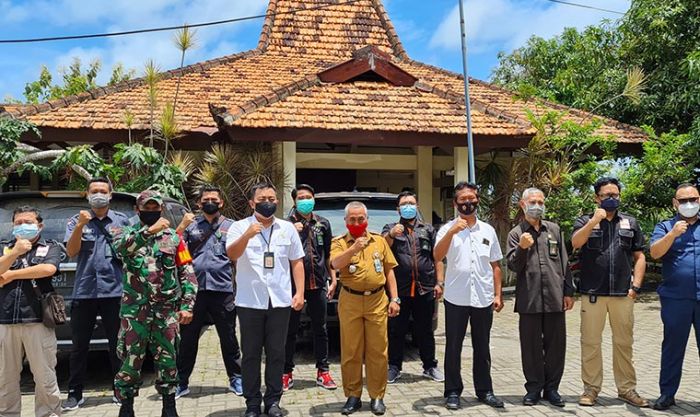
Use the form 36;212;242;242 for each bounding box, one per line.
282;372;294;392
316;370;338;390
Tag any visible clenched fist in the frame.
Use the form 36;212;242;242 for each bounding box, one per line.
390;224;404;238
77;210;92;227
672;220;688;238
245;222;263;239
12;238;32;256
519;232;535;249
294;222;304;233
352;237;369;253
449;218;469;235
147;218;170;235
591;208;607;224
180;212;195;229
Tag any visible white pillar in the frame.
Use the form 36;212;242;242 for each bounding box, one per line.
454;147;470;186
281;141;296;214
416;146;433;221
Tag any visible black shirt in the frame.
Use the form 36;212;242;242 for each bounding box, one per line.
0;238;62;324
573;212;645;296
382;220;437;297
288;211;333;291
507;220;573;314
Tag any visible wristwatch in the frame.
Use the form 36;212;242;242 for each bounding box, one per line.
631;285;642;294
437;281;445;288
391;297;401;304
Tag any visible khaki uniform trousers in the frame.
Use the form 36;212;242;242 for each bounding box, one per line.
0;323;61;417
580;295;637;395
338;289;389;399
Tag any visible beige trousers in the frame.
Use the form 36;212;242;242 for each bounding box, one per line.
580;296;637;395
0;323;61;417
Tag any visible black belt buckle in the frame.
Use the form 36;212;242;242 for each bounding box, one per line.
589;295;597;304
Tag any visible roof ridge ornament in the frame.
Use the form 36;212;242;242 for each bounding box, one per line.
318;46;417;86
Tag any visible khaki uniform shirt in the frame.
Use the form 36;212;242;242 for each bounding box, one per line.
331;232;398;292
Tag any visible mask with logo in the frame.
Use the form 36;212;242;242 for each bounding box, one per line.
88;192;110;209
255;201;277;218
399;204;417;220
525;204;545;220
296;199;315;216
139;211;161;226
201;202;220;215
600;197;620;212
456;201;478;216
678;202;700;219
347;222;368;238
13;223;40;240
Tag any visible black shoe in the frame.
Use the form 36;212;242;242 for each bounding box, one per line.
62;393;85;411
653;395;676;410
265;403;283;417
341;397;362;415
161;393;178;417
244;409;260;417
523;392;540;406
370;399;386;415
118;397;135;417
478;392;505;408
544;390;565;407
445;394;461;410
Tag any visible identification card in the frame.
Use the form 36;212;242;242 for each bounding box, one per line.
373;258;383;273
620;219;631;229
264;252;275;269
548;239;558;257
316;233;324;246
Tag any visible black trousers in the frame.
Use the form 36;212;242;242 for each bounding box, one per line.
238;305;291;412
443;300;494;397
177;291;242;386
389;291;438;371
518;312;566;394
68;297;122;392
285;288;329;373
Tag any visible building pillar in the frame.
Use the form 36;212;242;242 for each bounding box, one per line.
276;141;297;215
454;147;470;186
416;146;433;222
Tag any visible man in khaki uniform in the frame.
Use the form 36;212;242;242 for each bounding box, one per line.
331;202;401;416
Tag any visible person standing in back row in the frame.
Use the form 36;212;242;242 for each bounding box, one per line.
284;184;338;391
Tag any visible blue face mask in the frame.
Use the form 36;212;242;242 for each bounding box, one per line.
600;197;620;212
296;199;315;215
13;223;40;240
399;204;418;220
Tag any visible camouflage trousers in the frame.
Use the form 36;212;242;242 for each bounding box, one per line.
114;303;180;400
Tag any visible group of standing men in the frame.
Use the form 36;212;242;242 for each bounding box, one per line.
2;175;700;417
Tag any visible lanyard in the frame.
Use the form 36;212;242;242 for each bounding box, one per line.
259;224;274;252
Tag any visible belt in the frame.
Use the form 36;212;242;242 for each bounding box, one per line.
342;285;384;296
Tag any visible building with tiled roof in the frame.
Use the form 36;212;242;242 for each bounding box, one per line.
1;0;647;217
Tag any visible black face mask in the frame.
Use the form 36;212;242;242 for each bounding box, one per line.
456;200;478;216
139;210;161;226
201;202;220;215
255;201;277;218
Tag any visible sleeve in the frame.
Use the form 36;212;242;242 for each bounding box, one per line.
40;243;63;272
113;224;150;258
632;218;646;252
650;221;669;246
572;215;588;235
434;223;449;249
64;216;77;243
226;220;244;249
381;223;393;236
176;234;198;312
505;227;528;273
560;229;574;296
489;228;503;262
330;237;344;262
323;219;332;259
382;239;398;270
288;224;305;261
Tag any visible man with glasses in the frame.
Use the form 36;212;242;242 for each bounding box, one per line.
382;190;444;384
175;185;242;399
649;183;700;410
571;177;648;408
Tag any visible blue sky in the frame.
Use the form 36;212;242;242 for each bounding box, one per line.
0;0;630;102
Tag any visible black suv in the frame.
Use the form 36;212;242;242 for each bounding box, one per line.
0;191;189;352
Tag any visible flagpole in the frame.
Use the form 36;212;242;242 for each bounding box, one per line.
458;0;476;183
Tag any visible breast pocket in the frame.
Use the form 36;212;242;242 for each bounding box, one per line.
586;230;604;250
476;241;491;259
419;236;432;254
158;246;177;270
618;229;634;250
276;238;292;260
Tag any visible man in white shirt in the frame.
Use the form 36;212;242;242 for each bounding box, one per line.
226;182;305;417
434;182;505;411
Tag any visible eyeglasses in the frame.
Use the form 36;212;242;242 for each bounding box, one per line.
677;197;700;204
598;193;620;199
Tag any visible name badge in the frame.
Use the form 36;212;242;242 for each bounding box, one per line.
548;239;559;257
620;219;631;229
264;252;275;269
373;252;383;273
36;246;49;257
316;233;324;246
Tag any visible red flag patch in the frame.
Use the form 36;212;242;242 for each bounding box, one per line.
176;235;193;266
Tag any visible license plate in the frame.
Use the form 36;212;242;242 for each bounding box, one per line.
52;273;69;288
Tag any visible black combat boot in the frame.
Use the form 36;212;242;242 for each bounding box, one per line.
118;397;135;417
161;393;179;417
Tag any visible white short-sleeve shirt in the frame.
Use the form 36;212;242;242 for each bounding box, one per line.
226;216;305;309
435;218;503;308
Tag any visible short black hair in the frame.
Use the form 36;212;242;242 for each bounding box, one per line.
676;182;698;193
396;190;416;205
454;181;480;198
291;184;315;200
88;176;112;191
197;184;223;201
594;177;621;195
12;205;42;223
248;182;277;200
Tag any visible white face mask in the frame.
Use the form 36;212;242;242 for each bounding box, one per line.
678;202;700;218
524;203;545;219
88;192;110;209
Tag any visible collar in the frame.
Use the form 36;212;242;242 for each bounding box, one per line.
9;236;47;248
292;210;317;224
198;214;224;225
343;231;374;244
520;220;546;233
249;215;277;229
90;209;114;221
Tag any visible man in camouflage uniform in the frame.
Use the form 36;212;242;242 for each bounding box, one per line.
113;191;197;417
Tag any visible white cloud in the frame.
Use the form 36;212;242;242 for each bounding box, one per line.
429;0;630;54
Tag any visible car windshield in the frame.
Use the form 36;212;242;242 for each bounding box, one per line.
0;197;137;243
